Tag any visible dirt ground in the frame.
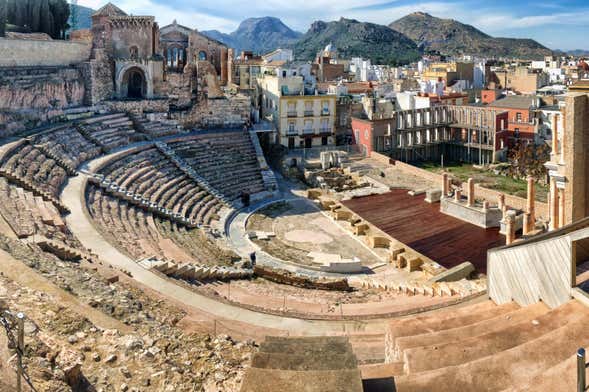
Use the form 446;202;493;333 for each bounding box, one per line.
247;199;382;267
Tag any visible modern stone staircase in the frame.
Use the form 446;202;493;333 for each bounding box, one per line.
240;336;363;392
139;256;252;282
28;135;78;176
247;129;278;194
381;299;589;391
155;141;230;204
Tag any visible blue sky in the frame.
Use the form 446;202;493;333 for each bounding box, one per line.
79;0;589;50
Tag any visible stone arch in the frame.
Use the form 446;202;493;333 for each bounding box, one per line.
116;64;153;99
198;50;207;61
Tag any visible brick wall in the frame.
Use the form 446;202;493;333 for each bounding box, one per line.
0;38;91;67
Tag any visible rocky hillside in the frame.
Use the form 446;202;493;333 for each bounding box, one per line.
390;12;552;59
294;18;420;65
202;17;302;54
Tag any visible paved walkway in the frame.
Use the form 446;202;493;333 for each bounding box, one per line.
60;151;390;335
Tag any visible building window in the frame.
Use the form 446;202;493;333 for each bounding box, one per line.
129;46;139;60
322;136;328;146
198;51;207;61
516;112;522;122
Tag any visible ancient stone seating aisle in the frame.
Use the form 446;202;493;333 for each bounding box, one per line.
0;178;80;247
31;124;103;170
132;114;184;138
385;299;589;391
1;144;68;198
168;132;266;200
241;336;364;392
97;148;224;226
79;113;144;152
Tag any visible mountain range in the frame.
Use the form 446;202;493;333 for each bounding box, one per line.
69;6;563;64
202;17;302;55
293;18;420;65
389;12;552;59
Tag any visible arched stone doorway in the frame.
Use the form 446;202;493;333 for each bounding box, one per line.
122;67;147;99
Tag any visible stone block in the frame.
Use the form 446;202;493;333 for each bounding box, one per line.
425;189;442;204
406;257;424;272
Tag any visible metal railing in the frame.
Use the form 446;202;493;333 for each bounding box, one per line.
304;110;315;117
578;348;586;392
287;111;298;118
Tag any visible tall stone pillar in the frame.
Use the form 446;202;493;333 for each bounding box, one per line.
526;176;536;231
467;178;475;207
552;113;558;159
505;211;516;245
455;189;462;202
559;188;566;228
549;177;559;231
442;173;449;197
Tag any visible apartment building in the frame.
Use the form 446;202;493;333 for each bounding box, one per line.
258;67;336;149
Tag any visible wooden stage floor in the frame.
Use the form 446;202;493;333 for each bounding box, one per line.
342;190;505;273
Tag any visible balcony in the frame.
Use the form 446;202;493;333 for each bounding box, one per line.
287;111;298;118
301;128;315;135
304;110;315;117
321;110;331;117
319;128;332;135
286;128;298;135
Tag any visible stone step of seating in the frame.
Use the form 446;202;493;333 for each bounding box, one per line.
385;300;519;362
240;368;363;392
393;302;549;371
401;301;555;373
241;336;363;392
502;353;589;392
83;113;127;125
251;352;358;371
392;300;589;392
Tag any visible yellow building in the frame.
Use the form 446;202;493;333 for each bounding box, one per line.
422;62;474;85
258;71;336;149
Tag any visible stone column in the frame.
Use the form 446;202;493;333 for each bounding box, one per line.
523;213;531;235
442;173;449;197
552;113;558;159
549;176;559;231
526;176;536;231
498;193;505;211
505;211;516;245
455;189;462;202
482;201;489;211
559;188;566;228
467;178;475;207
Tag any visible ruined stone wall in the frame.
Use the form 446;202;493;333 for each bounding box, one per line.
371;152;549;219
171;95;250;129
80;49;115;105
0;66;86;135
101;99;169;116
0;38;91;67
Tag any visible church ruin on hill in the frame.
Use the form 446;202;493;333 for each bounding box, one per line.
0;2;248;134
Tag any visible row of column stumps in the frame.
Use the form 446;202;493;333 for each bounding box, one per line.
441;173;538;245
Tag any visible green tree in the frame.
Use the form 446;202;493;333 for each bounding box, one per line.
0;0;6;37
4;0;69;38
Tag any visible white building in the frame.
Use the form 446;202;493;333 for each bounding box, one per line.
262;48;294;64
